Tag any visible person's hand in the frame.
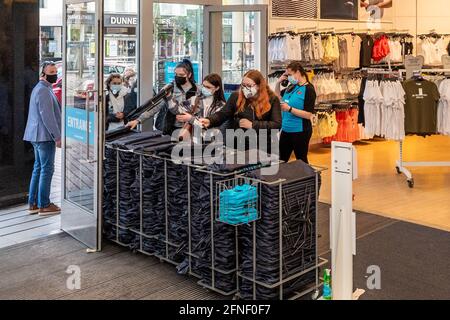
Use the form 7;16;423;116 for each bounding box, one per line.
200;118;211;128
116;112;124;120
126;120;140;130
55;140;61;148
239;119;253;129
277;73;288;84
176;113;193;123
281;103;290;112
360;0;369;8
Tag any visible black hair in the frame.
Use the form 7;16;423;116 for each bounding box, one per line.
40;61;56;76
105;73;123;91
286;61;310;83
175;58;195;84
203;73;226;103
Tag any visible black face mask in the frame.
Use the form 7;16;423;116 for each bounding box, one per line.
45;74;58;84
175;76;188;86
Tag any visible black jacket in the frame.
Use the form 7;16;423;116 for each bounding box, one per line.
208;92;281;131
207;92;281;152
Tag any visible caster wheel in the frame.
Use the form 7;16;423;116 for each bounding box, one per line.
396;166;401;174
407;179;414;188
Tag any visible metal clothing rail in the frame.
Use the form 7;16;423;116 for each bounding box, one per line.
395;68;450;188
105;143;328;299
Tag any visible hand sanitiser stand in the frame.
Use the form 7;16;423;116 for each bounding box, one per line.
329;141;360;300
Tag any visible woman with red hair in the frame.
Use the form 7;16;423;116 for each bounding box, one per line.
200;70;281;152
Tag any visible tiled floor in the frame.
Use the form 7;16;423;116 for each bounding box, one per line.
0;149;62;249
309;135;450;232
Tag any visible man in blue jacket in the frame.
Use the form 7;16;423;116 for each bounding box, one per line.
23;61;62;216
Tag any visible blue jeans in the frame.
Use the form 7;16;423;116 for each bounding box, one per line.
28;141;56;208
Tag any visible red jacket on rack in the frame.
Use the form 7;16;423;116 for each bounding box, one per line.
372;35;390;62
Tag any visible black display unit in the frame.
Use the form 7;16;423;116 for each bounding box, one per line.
321;0;359;20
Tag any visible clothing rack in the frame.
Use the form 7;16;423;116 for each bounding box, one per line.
418;30;450;38
269;64;334;75
395;68;450;188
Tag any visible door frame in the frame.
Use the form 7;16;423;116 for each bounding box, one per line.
203;4;269;78
62;0;104;251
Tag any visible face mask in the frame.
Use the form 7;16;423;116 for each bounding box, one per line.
46;74;58;84
175;76;188;86
242;86;257;99
201;86;214;98
288;75;298;85
111;85;122;95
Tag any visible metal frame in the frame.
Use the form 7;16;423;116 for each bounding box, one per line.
396;68;450;188
62;0;104;251
203;5;269;78
232;170;327;300
103;144;327;299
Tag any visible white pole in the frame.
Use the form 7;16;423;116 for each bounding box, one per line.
330;141;357;300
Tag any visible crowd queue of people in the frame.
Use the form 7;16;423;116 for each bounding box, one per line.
124;59;317;164
23;59;316;215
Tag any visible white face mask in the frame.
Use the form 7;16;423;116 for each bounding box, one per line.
111;84;123;95
242;86;257;99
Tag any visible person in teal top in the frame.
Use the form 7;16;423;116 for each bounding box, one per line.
275;61;316;164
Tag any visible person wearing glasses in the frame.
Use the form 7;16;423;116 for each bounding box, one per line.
275;61;316;164
200;69;281;152
23;61;62;216
175;73;229;142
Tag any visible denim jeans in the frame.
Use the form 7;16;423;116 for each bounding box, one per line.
28;141;56;208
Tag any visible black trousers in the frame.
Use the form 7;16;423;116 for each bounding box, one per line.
279;130;312;164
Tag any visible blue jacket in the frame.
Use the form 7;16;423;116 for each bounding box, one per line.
23;80;61;142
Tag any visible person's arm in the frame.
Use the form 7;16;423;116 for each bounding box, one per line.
360;0;369;8
108;113;121;123
37;88;61;142
207;92;237;127
274;73;288;98
252;96;282;130
136;102;163;123
376;0;392;8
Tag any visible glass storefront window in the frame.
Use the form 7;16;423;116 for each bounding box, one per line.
153;3;203;91
221;11;257;85
40;26;63;61
103;0;138;121
104;0;138;68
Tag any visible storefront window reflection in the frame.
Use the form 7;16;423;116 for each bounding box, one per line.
104;0;138;80
222;11;257;85
153;3;203;91
40;26;62;61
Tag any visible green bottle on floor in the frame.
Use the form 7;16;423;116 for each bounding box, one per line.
323;269;332;300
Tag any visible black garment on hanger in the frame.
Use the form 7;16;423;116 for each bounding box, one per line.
359;34;374;67
358;77;368;125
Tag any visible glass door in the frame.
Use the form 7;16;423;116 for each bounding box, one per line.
153;2;204;92
62;0;104;250
204;5;268;98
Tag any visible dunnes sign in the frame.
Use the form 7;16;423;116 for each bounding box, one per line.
105;14;138;27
